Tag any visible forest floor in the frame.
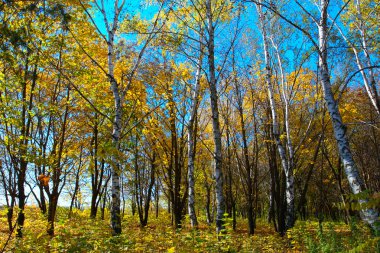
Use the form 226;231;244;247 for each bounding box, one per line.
0;206;379;252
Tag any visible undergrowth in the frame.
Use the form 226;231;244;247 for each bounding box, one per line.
0;207;378;252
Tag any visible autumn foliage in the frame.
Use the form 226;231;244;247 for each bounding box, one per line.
0;0;379;251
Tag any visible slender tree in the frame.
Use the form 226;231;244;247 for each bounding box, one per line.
187;40;203;229
251;0;379;233
256;1;295;230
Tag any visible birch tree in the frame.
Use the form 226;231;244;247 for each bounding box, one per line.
96;0;125;234
163;0;238;233
205;0;226;234
251;0;379;234
333;0;380;114
316;0;379;231
77;0;166;235
256;2;295;230
187;47;203;228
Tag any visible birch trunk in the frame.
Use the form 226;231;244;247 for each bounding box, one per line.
99;0;125;235
224;102;236;230
354;0;380;113
206;0;225;235
270;37;295;229
332;15;380;115
90;115;100;218
110;77;122;235
187;50;203;228
256;2;294;230
318;0;379;232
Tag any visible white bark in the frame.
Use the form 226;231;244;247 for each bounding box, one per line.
100;0;125;235
206;0;225;235
110;86;122;235
318;0;379;232
270;37;295;229
331;5;380;115
187;49;203;228
82;0;161;234
256;2;295;230
354;0;380;114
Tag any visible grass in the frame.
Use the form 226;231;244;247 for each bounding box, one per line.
0;206;378;252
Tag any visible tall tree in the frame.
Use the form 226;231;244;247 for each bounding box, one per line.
205;0;226;234
334;0;380;115
256;1;295;230
252;0;379;233
77;0;166;234
316;0;379;231
187;40;203;229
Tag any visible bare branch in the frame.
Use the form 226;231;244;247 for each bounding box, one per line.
295;0;318;25
249;0;320;56
78;0;108;42
338;65;380;102
121;1;169;98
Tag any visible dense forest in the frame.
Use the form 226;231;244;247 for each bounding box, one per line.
0;0;379;252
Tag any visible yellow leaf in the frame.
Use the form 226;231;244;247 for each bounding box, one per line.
167;246;175;253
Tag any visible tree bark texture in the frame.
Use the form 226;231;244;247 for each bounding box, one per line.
206;0;225;235
187;48;203;228
318;0;379;232
256;2;295;230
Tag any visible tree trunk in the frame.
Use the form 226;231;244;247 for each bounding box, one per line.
333;22;380;115
109;74;122;235
354;0;380;114
270;36;296;229
206;0;225;235
318;0;379;232
69;146;83;218
187;46;203;228
223;104;236;230
90;115;102;219
69;169;80;218
256;2;294;230
205;184;213;225
47;190;58;236
16;166;26;237
16;52;37;237
233;64;255;234
101;0;124;235
7;204;14;232
39;183;47;214
265;109;286;235
101;192;107;220
47;85;70;236
298;134;322;219
155;176;159;218
142;154;156;226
